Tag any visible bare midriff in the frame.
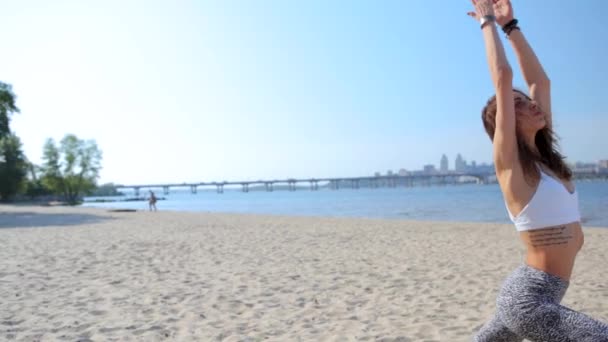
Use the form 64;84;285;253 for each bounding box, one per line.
519;222;584;281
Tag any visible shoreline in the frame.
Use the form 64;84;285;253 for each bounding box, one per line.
1;205;607;341
5;203;607;230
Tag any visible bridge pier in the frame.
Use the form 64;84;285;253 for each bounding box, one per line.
265;182;273;192
134;187;140;197
288;180;296;191
190;185;197;194
242;183;249;192
330;180;341;190
310;180;319;191
216;184;224;194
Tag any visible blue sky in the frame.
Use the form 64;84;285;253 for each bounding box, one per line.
2;0;607;185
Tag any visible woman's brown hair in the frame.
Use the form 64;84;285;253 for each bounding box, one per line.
481;89;572;184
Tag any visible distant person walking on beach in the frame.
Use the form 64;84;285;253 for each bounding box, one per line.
469;0;608;340
148;190;157;211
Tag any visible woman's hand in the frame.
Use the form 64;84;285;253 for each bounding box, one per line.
467;0;514;27
493;0;514;27
467;0;496;21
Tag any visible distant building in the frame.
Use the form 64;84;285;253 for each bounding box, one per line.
398;168;409;176
599;160;608;169
440;154;449;173
573;162;597;173
455;154;466;172
423;164;436;174
374;172;381;177
471;162;495;174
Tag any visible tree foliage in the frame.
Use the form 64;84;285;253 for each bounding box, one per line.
91;183;124;197
40;134;103;205
0;134;28;201
0;82;20;138
23;162;54;199
0;82;26;201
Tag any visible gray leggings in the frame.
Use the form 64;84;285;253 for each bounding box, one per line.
474;264;608;342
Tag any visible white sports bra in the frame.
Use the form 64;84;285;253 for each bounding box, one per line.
507;168;581;231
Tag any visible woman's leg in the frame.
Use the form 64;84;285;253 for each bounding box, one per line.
517;302;608;342
473;267;525;342
473;313;523;342
499;265;608;341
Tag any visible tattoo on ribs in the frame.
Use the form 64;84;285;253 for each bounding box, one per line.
528;226;573;247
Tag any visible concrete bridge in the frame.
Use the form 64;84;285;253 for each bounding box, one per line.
115;170;607;196
116;172;482;196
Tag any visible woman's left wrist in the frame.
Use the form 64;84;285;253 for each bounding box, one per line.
501;18;520;36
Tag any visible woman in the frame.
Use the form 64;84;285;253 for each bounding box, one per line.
468;0;608;340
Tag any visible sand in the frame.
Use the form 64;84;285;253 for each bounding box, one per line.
1;205;607;341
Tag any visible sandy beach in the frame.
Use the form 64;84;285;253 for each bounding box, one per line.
1;205;607;341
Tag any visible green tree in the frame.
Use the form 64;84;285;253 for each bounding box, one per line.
0;82;20;138
0;134;28;201
23;161;53;199
40;134;103;205
0;82;26;201
91;183;124;197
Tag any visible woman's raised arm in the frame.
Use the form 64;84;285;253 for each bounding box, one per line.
493;0;552;127
468;0;517;172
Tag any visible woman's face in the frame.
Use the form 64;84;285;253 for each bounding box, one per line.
514;91;546;134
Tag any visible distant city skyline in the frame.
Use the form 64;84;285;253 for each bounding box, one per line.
375;154;608;178
374;153;492;177
113;153;607;188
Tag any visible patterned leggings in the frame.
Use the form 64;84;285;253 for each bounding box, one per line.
474;264;608;342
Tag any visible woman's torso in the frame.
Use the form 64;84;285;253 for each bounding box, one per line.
502;165;583;281
519;222;583;280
